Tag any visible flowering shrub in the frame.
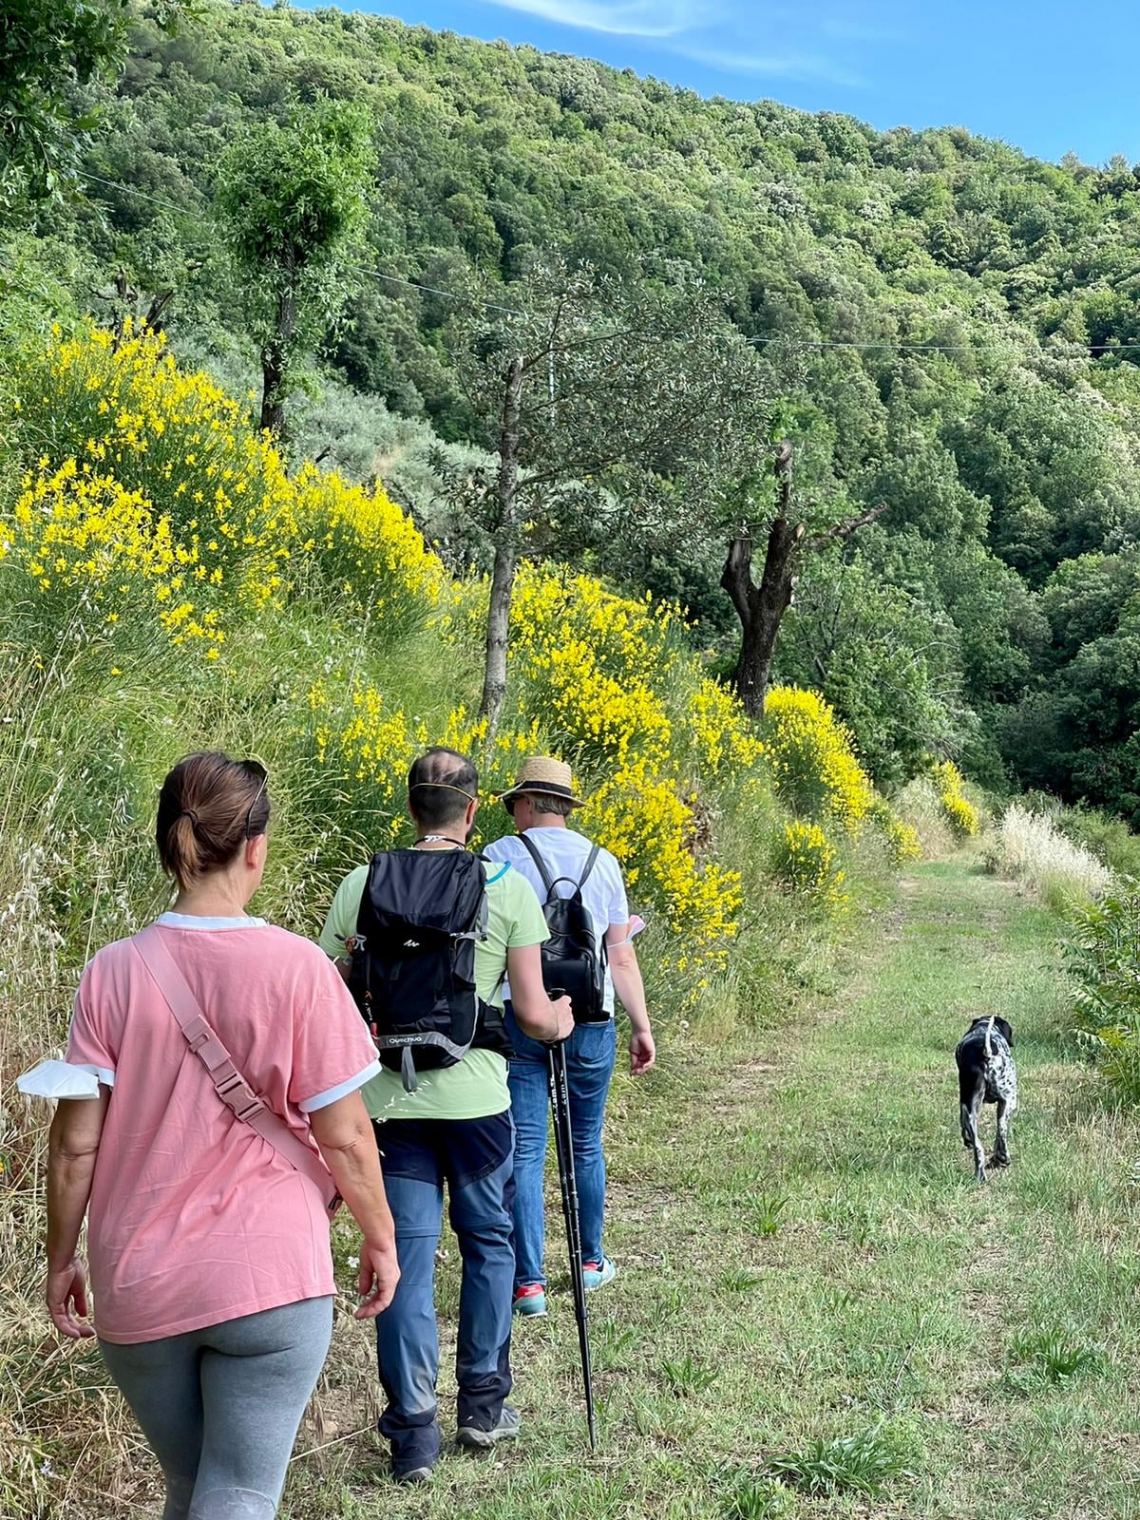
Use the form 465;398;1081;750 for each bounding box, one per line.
307;687;544;847
508;568;675;770
932;760;979;840
894;776;955;857
2;325;446;659
2;328;920;995
501;566;748;966
772;820;848;910
763;686;876;831
870;798;922;865
581;757;742;963
686;676;765;777
2;457;227;655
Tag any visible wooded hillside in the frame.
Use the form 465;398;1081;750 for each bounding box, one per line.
14;0;1140;816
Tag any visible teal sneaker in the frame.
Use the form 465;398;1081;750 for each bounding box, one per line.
582;1256;616;1291
513;1283;547;1316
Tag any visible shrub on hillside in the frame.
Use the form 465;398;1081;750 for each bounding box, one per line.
772;820;849;911
989;803;1113;908
2;325;447;659
762;685;876;830
1064;884;1140;1104
894;776;955;857
762;684;919;869
869;797;922;865
932;759;979;840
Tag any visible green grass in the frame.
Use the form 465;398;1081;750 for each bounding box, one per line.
282;860;1140;1517
764;1424;916;1497
11;856;1140;1517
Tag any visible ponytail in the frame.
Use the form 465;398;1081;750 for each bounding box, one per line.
156;752;270;888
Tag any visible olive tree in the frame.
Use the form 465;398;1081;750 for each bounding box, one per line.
720;440;889;715
446;257;765;733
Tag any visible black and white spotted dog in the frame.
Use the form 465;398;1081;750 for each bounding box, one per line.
955;1015;1018;1182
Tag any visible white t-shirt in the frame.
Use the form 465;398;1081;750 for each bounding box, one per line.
483;826;629;1015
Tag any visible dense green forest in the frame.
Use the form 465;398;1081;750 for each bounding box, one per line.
9;0;1140;816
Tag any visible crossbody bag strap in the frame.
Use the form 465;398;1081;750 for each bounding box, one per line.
133;926;337;1211
517;832;557;898
578;843;600;890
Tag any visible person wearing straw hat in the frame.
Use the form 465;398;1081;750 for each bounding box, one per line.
485;756;655;1318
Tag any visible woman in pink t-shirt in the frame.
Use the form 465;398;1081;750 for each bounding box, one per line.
45;752;399;1520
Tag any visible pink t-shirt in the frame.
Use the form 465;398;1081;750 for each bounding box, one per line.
66;913;380;1344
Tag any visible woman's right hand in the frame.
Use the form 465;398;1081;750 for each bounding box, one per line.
355;1240;400;1318
47;1258;95;1340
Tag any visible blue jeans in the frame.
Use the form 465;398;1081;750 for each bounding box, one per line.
373;1114;515;1473
504;1008;617;1289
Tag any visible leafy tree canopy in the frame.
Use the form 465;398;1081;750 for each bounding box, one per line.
12;0;1140;810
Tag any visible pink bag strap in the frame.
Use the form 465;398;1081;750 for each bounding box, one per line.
133;925;338;1213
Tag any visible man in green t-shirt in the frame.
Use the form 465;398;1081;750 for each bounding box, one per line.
319;747;573;1485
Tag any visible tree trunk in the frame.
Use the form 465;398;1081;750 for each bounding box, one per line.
479;354;525;738
260;267;297;437
260;338;287;436
722;440;802;717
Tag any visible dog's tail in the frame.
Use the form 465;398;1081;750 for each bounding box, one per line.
984;1015;995;1059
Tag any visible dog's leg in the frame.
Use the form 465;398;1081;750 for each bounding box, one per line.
960;1079;987;1181
992;1098;1011;1168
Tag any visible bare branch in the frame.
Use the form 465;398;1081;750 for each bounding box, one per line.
805;502;890;553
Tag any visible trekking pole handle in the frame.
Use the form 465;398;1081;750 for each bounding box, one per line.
544;987;572;1047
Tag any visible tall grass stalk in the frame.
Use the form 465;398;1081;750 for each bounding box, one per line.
987;803;1113;908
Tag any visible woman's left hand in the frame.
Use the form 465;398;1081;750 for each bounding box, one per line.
47;1258;95;1339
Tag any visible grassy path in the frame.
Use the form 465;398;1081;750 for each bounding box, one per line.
127;861;1140;1518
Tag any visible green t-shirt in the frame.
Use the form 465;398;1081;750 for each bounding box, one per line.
317;856;548;1121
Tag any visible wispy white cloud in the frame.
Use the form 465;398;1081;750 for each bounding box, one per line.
682;43;866;88
479;0;892;88
484;0;705;38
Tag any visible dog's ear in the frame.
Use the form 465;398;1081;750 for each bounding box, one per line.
996;1018;1013;1047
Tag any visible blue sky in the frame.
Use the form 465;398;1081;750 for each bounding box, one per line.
300;0;1140;166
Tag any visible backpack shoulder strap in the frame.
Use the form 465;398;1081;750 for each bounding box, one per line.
517;833;556;898
578;843;601;891
132;926;337;1211
480;857;511;886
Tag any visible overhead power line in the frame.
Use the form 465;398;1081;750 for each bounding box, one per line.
82;171;188;216
81;172;523;315
345;263;522;315
77;170;1140;356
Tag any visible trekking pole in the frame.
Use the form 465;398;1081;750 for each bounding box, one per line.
545;1008;598;1451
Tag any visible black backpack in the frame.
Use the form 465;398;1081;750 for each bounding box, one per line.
348;848;510;1092
518;834;609;1025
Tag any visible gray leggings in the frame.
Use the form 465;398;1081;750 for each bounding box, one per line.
100;1297;333;1520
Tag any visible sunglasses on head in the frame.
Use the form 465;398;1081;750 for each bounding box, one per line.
240;760;268;840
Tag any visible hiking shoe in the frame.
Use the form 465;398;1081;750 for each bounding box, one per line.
392;1464;434;1486
513;1283;547;1317
457;1405;522;1450
582;1256;616;1291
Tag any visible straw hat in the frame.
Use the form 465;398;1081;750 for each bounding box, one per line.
498;755;586;809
